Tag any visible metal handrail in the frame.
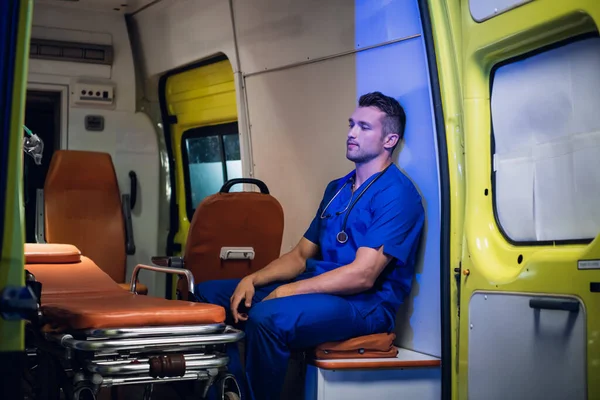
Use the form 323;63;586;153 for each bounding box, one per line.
130;263;195;295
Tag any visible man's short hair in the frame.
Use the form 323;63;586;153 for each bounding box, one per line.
358;92;406;143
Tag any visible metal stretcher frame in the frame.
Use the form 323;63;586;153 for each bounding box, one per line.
24;263;245;400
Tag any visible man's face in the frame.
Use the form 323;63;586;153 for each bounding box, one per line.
346;106;394;164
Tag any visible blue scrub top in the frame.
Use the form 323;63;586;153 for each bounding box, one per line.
303;163;425;318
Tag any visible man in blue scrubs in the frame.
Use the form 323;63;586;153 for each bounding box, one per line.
196;92;425;400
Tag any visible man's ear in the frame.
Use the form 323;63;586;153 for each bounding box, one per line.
383;133;400;150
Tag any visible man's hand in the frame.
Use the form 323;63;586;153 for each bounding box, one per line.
230;276;256;323
263;283;297;301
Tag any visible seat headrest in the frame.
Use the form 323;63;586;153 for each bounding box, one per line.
24;243;81;264
45;150;118;191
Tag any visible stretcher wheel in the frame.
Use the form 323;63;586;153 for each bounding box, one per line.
217;373;241;400
224;392;240;400
72;387;96;400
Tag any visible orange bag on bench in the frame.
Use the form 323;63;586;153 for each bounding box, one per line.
314;332;398;359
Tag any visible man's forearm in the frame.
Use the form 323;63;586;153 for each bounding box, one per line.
287;263;371;296
250;251;306;287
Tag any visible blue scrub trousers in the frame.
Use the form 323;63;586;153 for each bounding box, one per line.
195;273;395;400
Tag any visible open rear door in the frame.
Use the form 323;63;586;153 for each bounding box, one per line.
453;0;600;399
0;0;34;398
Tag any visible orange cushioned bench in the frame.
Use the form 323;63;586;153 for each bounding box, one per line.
305;326;441;399
23;243;244;400
312;332;441;368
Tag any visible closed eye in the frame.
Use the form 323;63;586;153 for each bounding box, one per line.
348;119;371;130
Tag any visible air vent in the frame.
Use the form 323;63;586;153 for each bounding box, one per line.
29;38;113;65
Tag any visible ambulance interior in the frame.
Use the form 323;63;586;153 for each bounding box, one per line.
20;0;446;398
17;0;472;398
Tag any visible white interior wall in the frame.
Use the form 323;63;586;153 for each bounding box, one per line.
131;0;441;357
232;0;355;75
28;4;163;297
245;56;357;253
132;0;237;78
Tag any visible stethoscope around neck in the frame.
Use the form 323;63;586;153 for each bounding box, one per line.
320;164;392;244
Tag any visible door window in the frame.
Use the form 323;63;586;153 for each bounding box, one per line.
182;122;242;218
491;36;600;243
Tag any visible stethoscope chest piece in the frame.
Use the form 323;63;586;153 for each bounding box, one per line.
336;231;348;244
325;163;393;246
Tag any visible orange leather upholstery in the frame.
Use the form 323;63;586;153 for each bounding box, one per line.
311;333;442;370
43;150;147;295
42;293;225;331
26;256;128;299
24;246;225;331
44;150;125;282
118;282;144;292
184;191;284;286
311;348;441;370
314;333;398;360
24;243;81;264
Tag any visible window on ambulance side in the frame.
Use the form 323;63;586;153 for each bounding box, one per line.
490;35;600;244
182;122;242;219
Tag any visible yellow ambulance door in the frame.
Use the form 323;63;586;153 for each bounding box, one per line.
159;56;240;296
456;0;600;399
0;0;34;398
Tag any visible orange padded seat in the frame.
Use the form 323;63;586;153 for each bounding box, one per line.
43;150;147;295
24;245;225;331
314;333;398;360
311;332;441;370
24;243;81;264
311;347;441;370
184;181;284;285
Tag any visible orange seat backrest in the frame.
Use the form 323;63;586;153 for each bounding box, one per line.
184;190;284;284
44;150;126;283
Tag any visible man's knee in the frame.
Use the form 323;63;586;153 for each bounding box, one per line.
194;281;216;303
194;279;239;308
246;300;289;337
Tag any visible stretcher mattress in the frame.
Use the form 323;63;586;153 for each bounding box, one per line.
42;293;226;330
24;243;226;331
25;243;149;295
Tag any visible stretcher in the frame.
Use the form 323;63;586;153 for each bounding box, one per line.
22;243;244;400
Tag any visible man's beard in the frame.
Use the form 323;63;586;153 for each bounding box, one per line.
346;150;376;164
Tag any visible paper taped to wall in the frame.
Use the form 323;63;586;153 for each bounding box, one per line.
491;37;600;242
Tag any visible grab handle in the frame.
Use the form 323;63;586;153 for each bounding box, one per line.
529;297;579;312
220;247;255;260
129;171;138;210
220;178;269;194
